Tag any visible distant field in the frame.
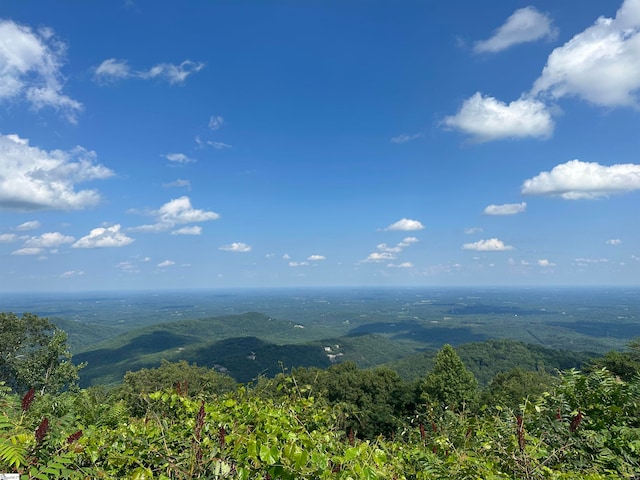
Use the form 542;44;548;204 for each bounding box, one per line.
2;287;639;385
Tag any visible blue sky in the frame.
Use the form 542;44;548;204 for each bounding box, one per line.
1;0;639;292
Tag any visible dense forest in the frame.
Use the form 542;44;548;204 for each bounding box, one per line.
1;312;640;479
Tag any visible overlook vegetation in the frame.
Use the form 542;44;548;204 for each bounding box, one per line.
1;311;640;478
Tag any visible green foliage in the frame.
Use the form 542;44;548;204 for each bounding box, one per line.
482;368;558;411
0;313;84;395
118;360;237;415
421;344;479;412
264;362;417;439
0;366;638;479
589;338;640;381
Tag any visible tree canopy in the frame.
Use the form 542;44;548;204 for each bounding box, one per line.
0;312;83;395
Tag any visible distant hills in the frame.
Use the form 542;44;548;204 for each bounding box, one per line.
74;312;594;386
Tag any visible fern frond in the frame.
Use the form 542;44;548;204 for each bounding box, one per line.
0;433;30;468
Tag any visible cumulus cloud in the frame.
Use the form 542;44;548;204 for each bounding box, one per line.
483;202;527;215
474;6;557;53
399;236;419;247
72;224;134;248
364;251;397;262
0;19;82;122
15;220;41;231
0;134;114;211
387;262;414;268
130;196;219;232
391;133;423;144
94;58;204;85
289;261;310;267
465;227;483;234
537;259;556;267
172;225;202;235
442;93;554;142
0;233;18;242
606;239;622;245
463;238;514;251
24;232;74;248
308;254;326;261
532;0;640;107
219;242;251;252
521;159;640;199
157;260;175;267
363;236;419;263
209;115;224;130
165;153;195;164
385;218;425;231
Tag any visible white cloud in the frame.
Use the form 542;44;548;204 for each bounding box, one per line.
363;235;419;263
25;232;74;248
60;270;84;278
465;227;483;234
131;196;219;232
532;0;640;107
398;236;419;247
15;220;40;231
219;242;251;252
387;262;414;268
282;254;291;260
72;224;134;248
0;134;114;211
115;261;138;273
606;239;622;245
364;252;397;262
165;153;195;164
443;92;553;142
385;218;425;231
0;19;82;122
377;243;403;253
0;233;18;242
574;257;609;267
463;238;514;251
474;6;557;53
93;59;131;81
289;261;310;267
163;179;191;189
172;225;202;235
207;141;232;150
521;159;640;199
94;58;204;85
157;260;175;267
537;259;556;267
209;115;224;130
11;247;43;255
483;202;527;215
391;133;423;144
143;61;205;84
308;254;326;261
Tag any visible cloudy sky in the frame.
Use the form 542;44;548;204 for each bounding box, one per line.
1;1;639;292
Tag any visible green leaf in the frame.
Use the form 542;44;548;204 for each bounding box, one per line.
259;444;279;464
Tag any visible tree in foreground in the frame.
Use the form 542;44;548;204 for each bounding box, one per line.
421;343;478;412
0;312;83;395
